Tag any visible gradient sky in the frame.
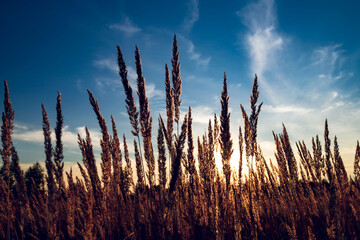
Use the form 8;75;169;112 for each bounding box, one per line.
1;0;360;174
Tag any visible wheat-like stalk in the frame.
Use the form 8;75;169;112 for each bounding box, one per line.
157;118;167;189
165;64;174;139
169;114;187;193
110;115;122;185
324;119;333;183
171;35;182;134
87;90;112;196
239;126;244;185
219;72;233;191
134;140;145;188
54;91;65;194
41;104;56;200
2;37;360;240
280;124;298;183
1;81;14;240
116;45;139;137
249;74;263;155
123;135;134;187
354;141;360;181
135;46;155;188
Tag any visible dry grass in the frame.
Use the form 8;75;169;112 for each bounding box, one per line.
1;36;360;240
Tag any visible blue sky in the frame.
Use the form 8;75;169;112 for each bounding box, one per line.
1;0;360;174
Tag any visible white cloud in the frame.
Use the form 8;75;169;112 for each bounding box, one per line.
94;57;136;83
174;35;211;68
191;105;216;124
94;58;118;72
127;66;137;83
237;0;285;106
95;75;162;100
187;41;211;67
93;56;135;93
238;0;276;31
120;112;128;118
262;104;313;114
175;35;211;68
312;44;343;69
183;0;199;32
310;44;351;86
109;17;141;36
330;91;338;101
14;123;28;130
13;129;43;143
95;77;121;93
75;126;102;148
318;72;346;83
247;27;283;77
235;0;357;174
238;0;283;77
146;83;163;99
93;59;162;100
321;101;344;113
13;124;102;150
62;126;80;148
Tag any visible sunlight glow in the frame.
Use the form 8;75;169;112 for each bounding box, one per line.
214;149;250;179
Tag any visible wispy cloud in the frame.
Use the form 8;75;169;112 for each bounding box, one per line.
127;66;137;83
238;0;283;77
262;104;313;114
95;76;161;99
14;123;28;130
187;41;211;67
94;58;118;72
235;0;358;167
94;58;137;83
75;126;102;148
237;0;285;106
177;35;211;68
146;83;163;99
191;105;216;124
13;124;102;150
94;57;161;99
95;77;121;93
309;44;353;87
13;128;43;143
312;44;343;69
109;17;141;36
246;27;283;77
76;79;84;92
183;0;199;33
237;0;353;107
239;0;276;30
321;101;344;113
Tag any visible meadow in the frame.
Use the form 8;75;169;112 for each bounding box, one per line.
1;35;360;240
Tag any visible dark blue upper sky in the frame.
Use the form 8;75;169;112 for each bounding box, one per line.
1;0;360;172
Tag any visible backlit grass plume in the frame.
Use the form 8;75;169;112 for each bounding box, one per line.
171;34;182;134
219;72;233;190
54;92;65;194
41;104;56;200
1;37;360;240
135;45;155;188
169;114;188;193
1;81;14;240
87;90;112;195
165;63;174;139
116;45;139;138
